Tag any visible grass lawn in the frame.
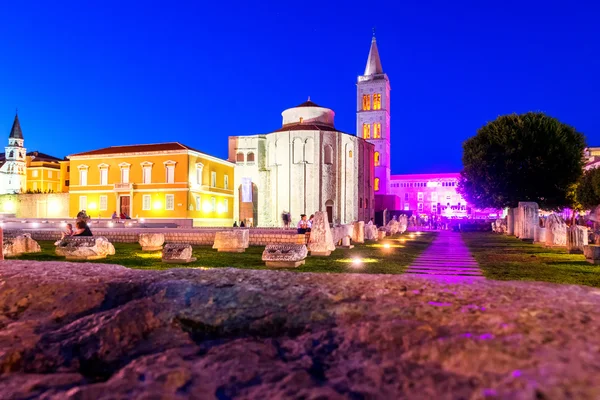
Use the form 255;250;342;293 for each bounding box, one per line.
9;232;436;274
462;232;600;288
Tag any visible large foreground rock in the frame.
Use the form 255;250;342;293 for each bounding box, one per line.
1;262;600;399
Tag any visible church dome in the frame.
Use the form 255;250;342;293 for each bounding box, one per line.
281;98;335;128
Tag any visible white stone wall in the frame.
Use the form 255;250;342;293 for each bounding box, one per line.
230;130;374;227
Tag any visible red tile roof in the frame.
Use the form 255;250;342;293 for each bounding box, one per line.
69;142;207;157
274;123;341;133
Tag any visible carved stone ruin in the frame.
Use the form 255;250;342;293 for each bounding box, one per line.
512;207;521;238
386;217;399;235
212;229;249;253
262;244;308;268
545;214;567;247
518;202;539;242
506;208;515;236
365;224;378;240
332;224;353;246
377;230;387;240
55;236;115;260
138;233;165;251
352;221;365;244
534;227;546;243
566;225;588;254
308;211;336;256
493;218;507;234
583;245;600;264
397;215;408;234
3;233;42;257
162;243;196;264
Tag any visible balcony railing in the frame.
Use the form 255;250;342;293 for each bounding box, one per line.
114;183;133;190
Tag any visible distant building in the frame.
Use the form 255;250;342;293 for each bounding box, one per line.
68;142;234;226
26;151;64;193
229;100;374;226
0;113;27;194
584;147;600;170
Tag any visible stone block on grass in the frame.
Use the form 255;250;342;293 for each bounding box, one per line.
138;233;165;251
55;236;115;260
262;244;307;268
583;245;600;264
213;230;249;253
3;233;42;257
307;211;335;256
162;243;196;264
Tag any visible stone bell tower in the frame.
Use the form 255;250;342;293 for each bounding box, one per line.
0;113;27;194
356;32;391;195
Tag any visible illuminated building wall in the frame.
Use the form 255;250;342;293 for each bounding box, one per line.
68;142;234;226
389;173;469;217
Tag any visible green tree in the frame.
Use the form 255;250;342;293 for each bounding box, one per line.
575;168;600;210
458;112;586;210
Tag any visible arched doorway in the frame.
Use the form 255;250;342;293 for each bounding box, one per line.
238;182;258;226
325;199;334;225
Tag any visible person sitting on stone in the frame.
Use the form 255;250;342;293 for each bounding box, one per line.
307;214;314;232
367;217;374;225
240;221;246;228
60;223;74;240
111;211;118;220
297;214;308;234
233;221;238;227
73;220;93;237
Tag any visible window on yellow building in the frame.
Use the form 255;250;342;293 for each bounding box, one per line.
373;122;381;138
224;175;229;190
195;163;203;185
224;198;229;211
374;152;380;166
143;167;152;184
211;197;216;212
100;168;108;185
99;195;107;211
165;194;174;210
121;168;129;184
79;168;88;186
166;166;174;183
362;94;371;110
374;178;380;192
373;94;381;110
32;170;38;178
363;123;370;139
79;195;87;211
195;196;201;212
211;171;217;187
48;170;52;178
143;195;151;210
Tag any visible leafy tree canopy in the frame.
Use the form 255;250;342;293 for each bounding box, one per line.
575;167;600;210
458;112;586;210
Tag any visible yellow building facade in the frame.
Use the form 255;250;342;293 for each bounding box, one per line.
68;142;235;226
25;152;64;193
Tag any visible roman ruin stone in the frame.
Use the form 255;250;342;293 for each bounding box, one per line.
212;229;249;253
138;233;165;251
307;211;336;256
352;221;365;243
55;236;115;260
545;214;567;247
2;261;600;399
162;243;196;264
397;215;408;234
262;244;308;268
506;208;515;236
566;225;588;254
364;224;378;240
518;202;539;241
2;233;41;257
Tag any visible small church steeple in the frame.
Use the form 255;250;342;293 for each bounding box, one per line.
364;31;384;76
9;112;24;140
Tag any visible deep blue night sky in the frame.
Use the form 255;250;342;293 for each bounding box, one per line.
1;1;598;174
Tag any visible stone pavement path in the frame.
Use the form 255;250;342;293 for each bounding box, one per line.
405;231;484;277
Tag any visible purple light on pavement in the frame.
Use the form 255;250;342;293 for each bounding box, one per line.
428;301;452;307
512;370;522;378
